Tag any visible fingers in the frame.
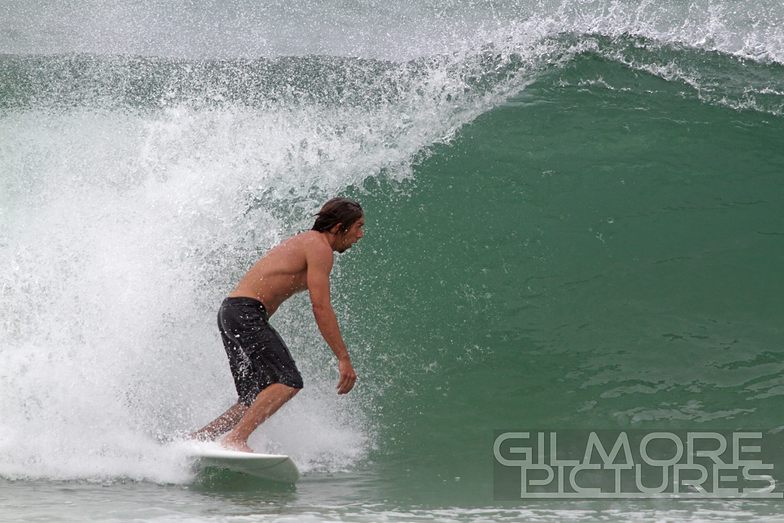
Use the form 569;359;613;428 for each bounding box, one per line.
337;376;354;394
337;370;357;394
336;359;357;394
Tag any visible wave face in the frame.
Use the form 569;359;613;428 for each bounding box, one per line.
1;0;783;513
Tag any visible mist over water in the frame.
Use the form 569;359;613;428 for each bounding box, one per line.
2;0;784;62
1;1;784;519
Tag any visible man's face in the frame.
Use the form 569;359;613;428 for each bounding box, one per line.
337;215;365;253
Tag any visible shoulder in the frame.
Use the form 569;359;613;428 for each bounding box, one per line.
299;231;333;266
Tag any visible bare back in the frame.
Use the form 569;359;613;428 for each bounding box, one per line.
229;231;333;316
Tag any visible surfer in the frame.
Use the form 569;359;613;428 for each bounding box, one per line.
190;197;364;452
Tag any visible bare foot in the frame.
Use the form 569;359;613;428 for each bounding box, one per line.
221;435;254;453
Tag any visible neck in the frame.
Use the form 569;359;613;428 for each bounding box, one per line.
317;230;341;252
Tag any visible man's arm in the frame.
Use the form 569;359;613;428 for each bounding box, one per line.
306;243;357;394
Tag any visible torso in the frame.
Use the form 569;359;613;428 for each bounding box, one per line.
229;231;332;316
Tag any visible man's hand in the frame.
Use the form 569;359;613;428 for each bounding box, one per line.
337;358;357;394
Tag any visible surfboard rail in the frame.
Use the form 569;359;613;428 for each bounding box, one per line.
179;443;301;483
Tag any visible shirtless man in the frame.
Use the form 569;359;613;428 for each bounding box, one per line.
191;198;364;452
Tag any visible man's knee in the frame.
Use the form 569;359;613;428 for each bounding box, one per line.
286;384;301;399
269;382;301;398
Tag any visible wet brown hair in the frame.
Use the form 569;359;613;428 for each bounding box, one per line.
312;197;363;233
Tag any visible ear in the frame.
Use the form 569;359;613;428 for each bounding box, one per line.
328;223;343;234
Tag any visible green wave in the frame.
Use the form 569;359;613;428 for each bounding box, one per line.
336;60;784;502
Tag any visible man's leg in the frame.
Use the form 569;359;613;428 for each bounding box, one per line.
222;383;300;452
189;402;248;441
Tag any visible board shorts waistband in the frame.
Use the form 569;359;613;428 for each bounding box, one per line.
222;296;268;316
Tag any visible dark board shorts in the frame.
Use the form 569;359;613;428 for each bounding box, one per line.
218;297;304;406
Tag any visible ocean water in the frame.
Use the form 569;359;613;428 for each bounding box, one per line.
1;1;783;521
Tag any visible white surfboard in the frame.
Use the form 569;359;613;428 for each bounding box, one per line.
186;444;300;483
